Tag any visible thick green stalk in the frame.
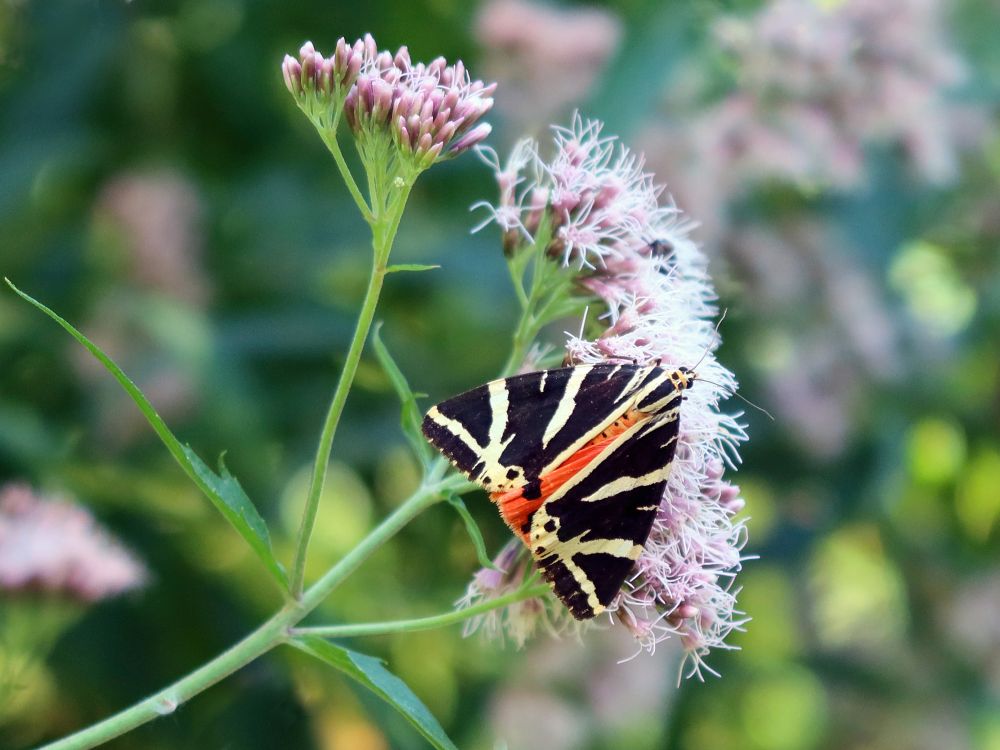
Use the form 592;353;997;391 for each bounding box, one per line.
290;253;387;597
34;479;454;750
291;584;550;639
316;114;374;224
289;177;413;597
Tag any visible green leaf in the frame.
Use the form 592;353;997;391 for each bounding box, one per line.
291;637;458;750
445;493;496;570
371;324;433;467
5;279;288;591
384;263;440;274
181;448;287;587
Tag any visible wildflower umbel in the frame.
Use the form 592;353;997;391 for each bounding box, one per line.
283;36;496;172
469;114;749;678
0;484;147;603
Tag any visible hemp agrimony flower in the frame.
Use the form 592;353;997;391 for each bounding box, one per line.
467;114;750;679
283;36;496;181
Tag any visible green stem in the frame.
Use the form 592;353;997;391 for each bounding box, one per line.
34;479;455;750
502;312;537;377
317;119;374;224
289;259;386;596
501;223;558;375
291;584;550;639
289;178;413;597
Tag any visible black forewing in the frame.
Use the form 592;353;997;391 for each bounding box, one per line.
498;365;661;485
422;364;658;491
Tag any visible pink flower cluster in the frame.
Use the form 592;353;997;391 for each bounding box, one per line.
456;539;554;648
0;484;147;603
700;0;970;194
473;115;750;676
476;117;683;270
283;36;496;166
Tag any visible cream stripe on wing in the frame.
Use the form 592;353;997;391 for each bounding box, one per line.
537;369;673;478
541;366;591;448
615;366;652;403
543;413;676;503
560;534;645;559
538;531;644;616
425;406;482;454
576;463;674;503
475;379;514;485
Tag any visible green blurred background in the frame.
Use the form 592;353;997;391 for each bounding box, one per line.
1;0;998;748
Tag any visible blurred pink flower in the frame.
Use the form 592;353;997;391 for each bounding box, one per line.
636;0;973;458
725;220;901;457
96;171;207;306
708;0;970;189
487;620;680;749
641;0;981;251
80;170;208;448
475;0;622;137
0;484;147;603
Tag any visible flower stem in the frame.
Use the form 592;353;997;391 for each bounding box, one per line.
34;478;456;750
291;584;550;639
289;258;386;597
317;117;375;224
501;223;557;375
289;187;412;596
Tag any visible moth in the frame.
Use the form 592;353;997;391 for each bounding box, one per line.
422;363;694;619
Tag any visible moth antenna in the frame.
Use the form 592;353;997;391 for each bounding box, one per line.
690;309;728;373
696;376;775;422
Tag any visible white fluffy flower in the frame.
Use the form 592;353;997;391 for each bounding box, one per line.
472;114;750;676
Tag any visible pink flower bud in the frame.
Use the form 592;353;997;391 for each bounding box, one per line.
393;45;411;70
434;121;458;146
282;55;302;95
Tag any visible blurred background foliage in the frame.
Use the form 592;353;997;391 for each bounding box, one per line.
1;0;998;748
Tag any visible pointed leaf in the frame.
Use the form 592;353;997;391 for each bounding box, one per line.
6;279;288;591
291;637;458;750
385;264;440;274
371;324;433;467
445;493;496;570
182;449;288;587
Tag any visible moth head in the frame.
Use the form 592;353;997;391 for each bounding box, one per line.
671;366;696;391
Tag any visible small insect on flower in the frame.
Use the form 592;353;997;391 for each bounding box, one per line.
423;363;696;619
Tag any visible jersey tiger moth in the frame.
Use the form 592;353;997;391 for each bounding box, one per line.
422;363;694;620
